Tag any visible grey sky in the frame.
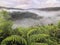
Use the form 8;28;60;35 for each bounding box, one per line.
0;0;60;9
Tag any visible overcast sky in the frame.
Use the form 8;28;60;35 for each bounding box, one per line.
0;0;60;9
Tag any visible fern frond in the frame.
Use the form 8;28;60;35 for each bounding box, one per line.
30;34;50;42
31;43;48;45
27;29;40;36
1;35;27;45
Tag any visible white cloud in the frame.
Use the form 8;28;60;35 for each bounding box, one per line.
0;0;17;7
0;1;8;7
15;4;30;9
41;0;60;8
46;0;57;3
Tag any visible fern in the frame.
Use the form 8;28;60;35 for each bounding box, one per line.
30;34;50;42
31;43;48;45
1;35;27;45
27;29;40;36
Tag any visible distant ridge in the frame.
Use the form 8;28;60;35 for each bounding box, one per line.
0;6;60;11
0;6;24;10
37;7;60;11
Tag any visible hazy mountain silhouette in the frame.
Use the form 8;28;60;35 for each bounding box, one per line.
0;6;60;11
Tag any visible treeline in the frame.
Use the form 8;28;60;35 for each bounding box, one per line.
0;10;60;45
9;11;43;20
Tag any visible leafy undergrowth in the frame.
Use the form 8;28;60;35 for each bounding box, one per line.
0;10;60;45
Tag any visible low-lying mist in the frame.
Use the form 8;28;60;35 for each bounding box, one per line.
9;10;60;28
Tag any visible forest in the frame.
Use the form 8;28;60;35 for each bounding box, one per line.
0;10;60;45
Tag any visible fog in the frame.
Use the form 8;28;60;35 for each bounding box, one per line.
11;10;60;28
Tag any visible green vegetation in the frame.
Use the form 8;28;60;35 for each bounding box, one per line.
0;10;60;45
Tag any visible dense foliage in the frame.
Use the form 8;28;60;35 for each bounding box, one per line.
0;10;60;45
